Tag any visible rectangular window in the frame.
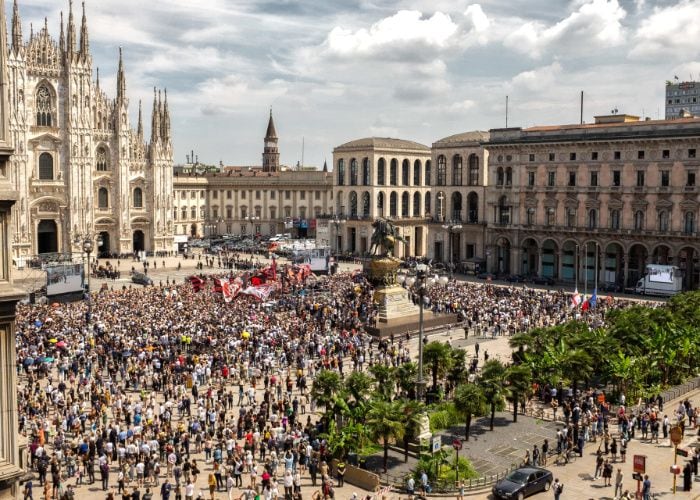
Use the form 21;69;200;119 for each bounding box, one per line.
614;151;621;160
613;170;621;187
529;154;535;162
241;191;246;199
590;171;598;187
638;150;645;159
466;244;475;259
227;190;232;199
569;152;576;161
527;171;535;186
226;207;232;219
285;190;291;200
591;152;598;160
255;190;261;200
661;170;670;187
270;191;276;199
688;172;696;187
212;208;218;218
300;191;306;200
213;191;218;199
549;153;555;161
662;149;670;159
568;172;576;186
690;149;697;158
315;190;321;200
637;171;645;187
548;171;556;187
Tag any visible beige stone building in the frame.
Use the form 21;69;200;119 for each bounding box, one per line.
485;114;700;289
428;131;489;268
332;138;432;257
172;113;333;242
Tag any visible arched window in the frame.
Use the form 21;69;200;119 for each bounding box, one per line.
425;160;431;186
96;147;108;171
659;210;669;232
402;159;410;185
452;155;463;186
401;192;409;217
98;187;109;209
497;167;504;186
191;206;197;219
36;84;54;127
173;208;178;220
436;191;446;221
133;187;143;208
413;160;421;186
362;192;370;217
39;152;53;180
468;154;479;186
437;156;446;185
390;191;398;217
425;192;431;216
467;192;478;223
684;211;696;234
505;167;513;185
451;192;462;221
362;158;370;185
634;210;644;231
349;192;358;217
498;196;510;225
337;159;345;186
610;209;620;230
181;207;187;220
413;192;421;217
390;159;398;186
377;158;386;185
377;192;385;217
588;209;597;229
349;159;358;186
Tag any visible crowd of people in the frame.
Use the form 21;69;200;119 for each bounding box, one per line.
14;261;649;500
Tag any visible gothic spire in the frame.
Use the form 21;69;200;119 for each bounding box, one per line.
117;47;126;101
151;87;161;143
79;1;89;57
11;0;22;52
96;67;99;89
161;89;171;142
67;0;76;54
59;11;65;54
265;108;277;140
137;100;143;140
323;160;328;172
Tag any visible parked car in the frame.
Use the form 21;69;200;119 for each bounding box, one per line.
492;466;553;500
530;275;556;286
506;274;526;283
476;272;495;280
131;272;153;286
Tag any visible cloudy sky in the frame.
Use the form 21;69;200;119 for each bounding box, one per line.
10;0;700;168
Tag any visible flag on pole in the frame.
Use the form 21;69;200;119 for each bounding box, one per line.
221;278;233;303
581;294;589;312
571;290;582;308
589;288;598;309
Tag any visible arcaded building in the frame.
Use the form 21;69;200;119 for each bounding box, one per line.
332;138;432;258
485;114;700;289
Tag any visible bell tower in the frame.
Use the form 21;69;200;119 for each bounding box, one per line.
262;109;279;172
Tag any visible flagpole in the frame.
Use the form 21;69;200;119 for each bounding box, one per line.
575;244;579;292
594;242;599;294
584;242;588;298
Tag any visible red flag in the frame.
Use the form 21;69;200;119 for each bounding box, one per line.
582;299;590;312
221;279;233;303
272;257;277;281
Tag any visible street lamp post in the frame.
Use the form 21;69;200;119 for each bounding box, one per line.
441;220;463;279
74;233;103;292
245;215;260;238
412;263;434;400
330;214;346;257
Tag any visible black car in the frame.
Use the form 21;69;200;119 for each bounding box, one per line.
492;466;553;500
506;274;526;283
530;275;556;286
131;272;153;286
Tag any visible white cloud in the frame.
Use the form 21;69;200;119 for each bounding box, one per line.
325;10;459;57
504;0;626;58
510;61;563;92
630;0;700;59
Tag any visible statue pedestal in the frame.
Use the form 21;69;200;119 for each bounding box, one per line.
374;284;419;323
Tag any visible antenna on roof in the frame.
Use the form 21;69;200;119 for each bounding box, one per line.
505;95;509;127
580;90;584;125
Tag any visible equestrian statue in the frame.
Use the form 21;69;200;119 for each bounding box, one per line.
369;217;406;257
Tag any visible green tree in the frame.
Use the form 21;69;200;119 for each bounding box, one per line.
344;371;374;406
395;362;418;396
447;348;469;389
311;369;342;415
423;341;453;390
453;383;485;441
369;364;396;400
480;359;506;431
365;399;405;472
504;364;532;422
399;399;425;462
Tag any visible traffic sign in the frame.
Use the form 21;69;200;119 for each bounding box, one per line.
670;426;683;446
431;436;441;453
633;455;646;474
670;464;682;475
676;448;689;457
632;472;643;481
453;439;462;451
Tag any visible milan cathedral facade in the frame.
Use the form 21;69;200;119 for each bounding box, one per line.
7;0;174;260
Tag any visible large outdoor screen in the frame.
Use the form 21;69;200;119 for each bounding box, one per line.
648;267;673;284
46;263;85;296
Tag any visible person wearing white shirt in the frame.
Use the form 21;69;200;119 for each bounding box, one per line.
185;481;195;500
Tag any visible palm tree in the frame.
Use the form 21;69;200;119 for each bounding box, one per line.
399;399;425;462
423;341;453;390
365;399;405;472
369;364;396;400
480;359;506;431
504;364;532;422
394;362;418;397
453;383;485;441
311;369;342;415
447;348;469;389
344;371;374;406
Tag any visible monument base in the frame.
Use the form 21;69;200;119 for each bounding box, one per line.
373;284;419;322
366;311;458;338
